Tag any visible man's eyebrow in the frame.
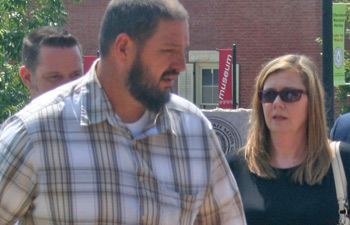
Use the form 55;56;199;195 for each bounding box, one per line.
71;69;83;74
162;41;189;48
43;71;62;76
162;42;180;47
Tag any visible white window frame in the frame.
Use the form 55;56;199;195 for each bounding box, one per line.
195;63;219;109
177;63;194;102
189;50;219;109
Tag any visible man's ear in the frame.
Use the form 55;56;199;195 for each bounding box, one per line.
113;33;136;62
19;65;33;89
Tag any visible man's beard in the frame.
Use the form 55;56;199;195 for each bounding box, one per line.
126;55;178;113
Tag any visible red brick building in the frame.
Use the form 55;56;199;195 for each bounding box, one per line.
64;0;322;109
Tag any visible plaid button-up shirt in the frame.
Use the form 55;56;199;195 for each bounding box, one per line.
0;60;246;225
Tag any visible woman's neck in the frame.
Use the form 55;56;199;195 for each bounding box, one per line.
269;133;308;169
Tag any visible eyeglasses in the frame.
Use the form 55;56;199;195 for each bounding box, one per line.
258;88;307;103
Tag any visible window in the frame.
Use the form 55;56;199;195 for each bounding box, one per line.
196;63;219;109
185;50;240;109
202;68;219;105
187;50;221;109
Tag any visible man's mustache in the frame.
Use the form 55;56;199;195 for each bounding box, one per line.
162;69;180;77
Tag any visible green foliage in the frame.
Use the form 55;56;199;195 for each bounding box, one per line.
0;0;83;123
0;56;28;120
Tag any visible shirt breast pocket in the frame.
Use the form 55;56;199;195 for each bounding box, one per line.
157;184;206;225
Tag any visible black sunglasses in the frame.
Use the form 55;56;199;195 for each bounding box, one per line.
258;88;307;103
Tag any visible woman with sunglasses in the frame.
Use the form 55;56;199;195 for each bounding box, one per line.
227;54;350;225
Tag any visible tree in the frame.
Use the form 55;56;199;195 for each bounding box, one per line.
0;0;83;123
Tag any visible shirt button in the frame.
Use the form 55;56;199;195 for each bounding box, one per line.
142;214;147;222
139;176;144;182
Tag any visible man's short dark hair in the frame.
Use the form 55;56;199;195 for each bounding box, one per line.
21;26;82;72
99;0;188;59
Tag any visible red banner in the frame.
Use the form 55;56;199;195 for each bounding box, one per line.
218;49;233;108
83;55;98;74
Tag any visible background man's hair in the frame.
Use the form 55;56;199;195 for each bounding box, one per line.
99;0;188;58
22;26;82;72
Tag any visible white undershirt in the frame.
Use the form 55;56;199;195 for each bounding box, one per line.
125;110;151;137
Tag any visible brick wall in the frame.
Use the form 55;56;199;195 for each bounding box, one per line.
181;0;322;108
64;0;110;56
64;0;322;109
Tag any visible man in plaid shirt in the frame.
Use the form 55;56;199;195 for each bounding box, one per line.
0;0;246;224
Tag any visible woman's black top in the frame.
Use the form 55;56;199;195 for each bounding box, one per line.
227;142;350;225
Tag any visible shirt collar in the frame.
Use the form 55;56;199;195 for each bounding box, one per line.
80;59;118;126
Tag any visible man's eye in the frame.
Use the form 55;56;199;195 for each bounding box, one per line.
47;75;61;81
162;49;175;53
74;73;82;78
